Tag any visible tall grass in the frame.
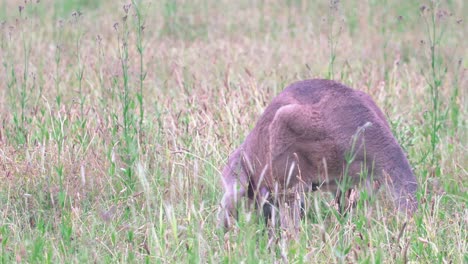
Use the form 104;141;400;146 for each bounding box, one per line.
0;0;465;263
325;0;342;80
419;2;457;175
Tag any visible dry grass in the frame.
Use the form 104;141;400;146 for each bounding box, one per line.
0;0;466;263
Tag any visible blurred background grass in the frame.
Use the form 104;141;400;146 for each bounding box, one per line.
0;0;466;263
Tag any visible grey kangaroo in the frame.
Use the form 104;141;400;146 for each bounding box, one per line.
219;79;418;234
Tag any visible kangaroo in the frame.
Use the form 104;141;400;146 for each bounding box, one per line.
219;79;418;234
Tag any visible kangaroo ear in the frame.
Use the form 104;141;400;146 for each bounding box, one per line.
223;149;241;175
222;148;249;189
398;182;418;216
383;171;418;216
392;189;418;218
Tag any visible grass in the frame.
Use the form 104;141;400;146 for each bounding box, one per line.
0;0;466;263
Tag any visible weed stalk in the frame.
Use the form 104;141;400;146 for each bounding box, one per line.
420;2;448;171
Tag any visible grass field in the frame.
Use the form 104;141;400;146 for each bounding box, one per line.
0;0;466;263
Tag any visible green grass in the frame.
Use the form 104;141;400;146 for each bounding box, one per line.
0;0;466;263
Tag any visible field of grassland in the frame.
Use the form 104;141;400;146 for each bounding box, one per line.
0;0;466;263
